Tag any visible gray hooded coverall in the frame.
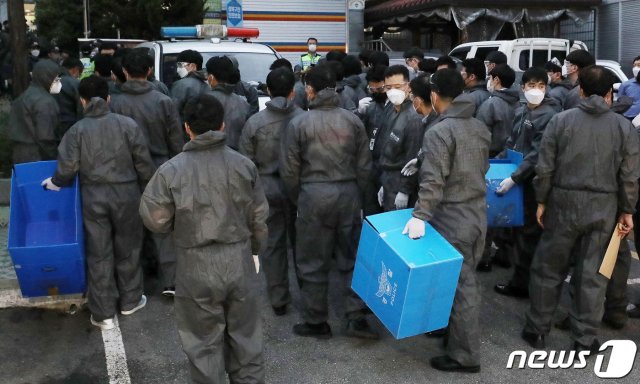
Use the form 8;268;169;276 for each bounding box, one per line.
411;93;490;367
52;97;156;320
140;130;269;384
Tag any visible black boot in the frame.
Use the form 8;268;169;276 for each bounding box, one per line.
293;322;332;339
430;355;480;373
494;283;529;298
521;330;545;349
573;339;601;357
272;305;287;316
344;318;379;340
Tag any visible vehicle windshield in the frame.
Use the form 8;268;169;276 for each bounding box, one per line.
162;51;277;88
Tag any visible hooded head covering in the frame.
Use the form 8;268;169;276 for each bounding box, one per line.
32;60;61;90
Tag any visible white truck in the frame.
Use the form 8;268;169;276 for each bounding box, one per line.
222;0;349;66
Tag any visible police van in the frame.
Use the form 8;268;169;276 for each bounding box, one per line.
137;25;281;109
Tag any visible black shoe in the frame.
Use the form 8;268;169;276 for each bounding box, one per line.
492;249;512;268
521;330;545;349
430;355;480;373
627;306;640;318
272;305;287;316
602;313;626;330
344;318;379;340
494;283;529;298
162;286;175;297
476;260;492;272
425;328;447;338
555;316;570;331
573;339;601;356
293;322;332;339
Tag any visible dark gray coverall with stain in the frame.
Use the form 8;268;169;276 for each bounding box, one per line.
239;96;303;308
525;95;640;347
281;89;372;325
411;93;490;367
140;130;269;384
54;71;82;139
170;70;209;125
9;60;60;163
476;88;520;157
52;97;156;321
110;79;183;289
209;84;251;150
361;99;392;215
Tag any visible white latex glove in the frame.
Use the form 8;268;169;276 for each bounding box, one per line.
402;217;425;239
395;192;409;209
41;177;61;192
633;113;640;128
377;187;384;207
358;97;372;114
253;255;260;274
496;177;516;195
401;158;419;176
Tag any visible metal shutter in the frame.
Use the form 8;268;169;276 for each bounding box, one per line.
597;2;620;63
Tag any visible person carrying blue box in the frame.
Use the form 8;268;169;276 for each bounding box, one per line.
402;68;490;373
492;67;557;299
41;76;156;330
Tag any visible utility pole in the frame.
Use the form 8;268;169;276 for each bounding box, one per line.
83;0;90;38
8;0;27;97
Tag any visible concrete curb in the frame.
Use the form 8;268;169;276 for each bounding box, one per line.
0;279;86;311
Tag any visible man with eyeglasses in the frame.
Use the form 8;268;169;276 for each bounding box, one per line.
461;58;491;113
561;49;595;110
403;47;424;79
375;65;423;212
9;60;61;163
403;68;490;373
171;50;209;127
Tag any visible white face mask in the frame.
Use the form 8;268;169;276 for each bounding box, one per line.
177;67;188;79
308;44;317;52
561;64;568;77
486;78;495;92
633;67;640;78
31;49;40;57
386;88;406;106
49;79;62;94
524;89;545;105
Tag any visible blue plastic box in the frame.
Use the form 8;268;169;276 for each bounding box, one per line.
486;150;524;227
7;161;86;298
352;209;463;339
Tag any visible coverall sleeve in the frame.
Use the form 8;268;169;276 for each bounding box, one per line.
34;99;60;143
238;119;256;161
617;122;640;213
280;120;302;203
533;115;560;204
475;100;495;131
163;100;185;158
250;172;269;254
139;171;175;234
399;117;424;195
129;122;157;184
412;128;451;221
354;118;373;195
511;110;554;184
52;126;80;187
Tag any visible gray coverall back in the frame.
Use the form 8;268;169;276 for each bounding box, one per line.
548;79;574;111
280;89;372;325
54;71;82;139
239;96;304;308
110;79;183;289
475;88;520;157
526;95;640;347
209;84;251;150
139;130;269;384
411;93;490;367
170;70;209;125
52;97;156;320
9;60;61;163
463;82;491;114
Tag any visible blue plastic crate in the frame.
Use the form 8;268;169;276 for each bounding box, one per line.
486;150;525;227
352;209;463;339
7;161;86;297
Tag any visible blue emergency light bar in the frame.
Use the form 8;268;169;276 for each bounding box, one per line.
161;25;259;39
161;26;200;38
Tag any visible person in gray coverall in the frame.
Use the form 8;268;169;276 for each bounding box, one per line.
110;50;183;296
239;68;303;316
403;68;490;373
461;58;490;113
140;94;269;384
55;57;84;139
42;76;155;330
475;64;519;272
280;65;378;340
522;65;640;353
171;50;209;126
377;65;424;212
493;67;557;296
9;60;61;163
561;50;595;110
205;56;251;150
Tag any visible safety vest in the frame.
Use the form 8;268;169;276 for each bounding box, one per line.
79;57;95;80
300;53;322;71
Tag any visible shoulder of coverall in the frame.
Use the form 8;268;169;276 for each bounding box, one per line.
32;59;60;90
308;88;341;109
493;87;520;105
578;94;616;115
441;93;477;119
82;97;111;118
188;70;207;82
211;83;236;95
266;96;300;114
553;78;575;91
121;79;154;95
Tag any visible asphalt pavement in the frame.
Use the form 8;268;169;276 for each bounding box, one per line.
1;250;639;384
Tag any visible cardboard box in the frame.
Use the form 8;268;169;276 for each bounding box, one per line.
8;161;86;298
352;209;463;339
486;150;524;227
